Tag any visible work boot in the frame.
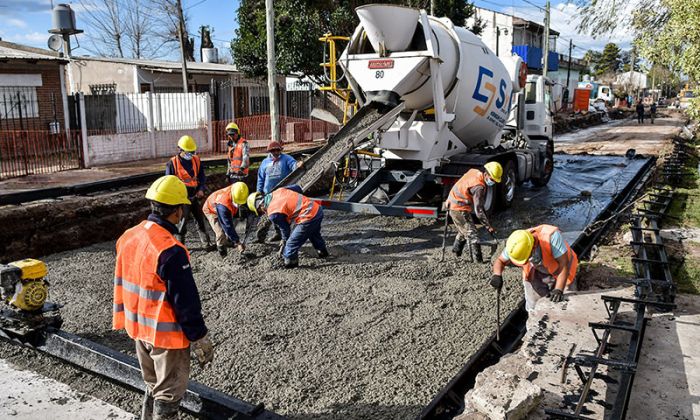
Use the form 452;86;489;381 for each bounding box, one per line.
317;248;329;259
217;246;227;258
452;239;466;257
255;229;267;244
198;231;216;252
141;390;154;420
153;400;180;420
471;242;484;263
283;257;299;268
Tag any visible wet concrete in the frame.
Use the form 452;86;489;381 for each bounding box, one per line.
0;154;651;419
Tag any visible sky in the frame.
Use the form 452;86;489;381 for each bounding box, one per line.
0;0;633;61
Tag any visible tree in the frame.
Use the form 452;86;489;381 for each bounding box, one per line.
79;0;190;59
231;0;482;79
582;49;602;74
620;48;641;72
594;42;621;78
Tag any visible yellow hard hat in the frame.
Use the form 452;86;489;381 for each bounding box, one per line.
484;161;503;183
145;175;191;206
505;229;535;265
225;122;239;133
231;182;249;205
177;135;197;152
247;192;261;216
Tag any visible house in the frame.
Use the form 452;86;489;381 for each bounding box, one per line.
0;41;70;132
67;56;287;121
467;7;560;72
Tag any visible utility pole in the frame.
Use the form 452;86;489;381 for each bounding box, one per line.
542;0;550;76
496;27;500;56
176;0;189;93
564;39;573;109
266;0;280;142
565;39;573;90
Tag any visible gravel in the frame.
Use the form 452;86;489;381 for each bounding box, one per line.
11;211;522;419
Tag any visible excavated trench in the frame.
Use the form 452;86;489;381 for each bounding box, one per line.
0;154;651;419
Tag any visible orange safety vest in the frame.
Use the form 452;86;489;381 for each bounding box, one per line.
511;225;578;286
113;220;190;349
170;155;201;188
203;185;239;216
266;188;320;225
447;169;486;212
228;138;248;175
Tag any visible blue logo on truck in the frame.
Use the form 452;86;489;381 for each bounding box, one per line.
472;66;513;128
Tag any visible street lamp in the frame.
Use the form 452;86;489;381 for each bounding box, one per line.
496;26;509;57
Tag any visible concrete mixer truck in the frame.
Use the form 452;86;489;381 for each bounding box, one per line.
281;4;554;218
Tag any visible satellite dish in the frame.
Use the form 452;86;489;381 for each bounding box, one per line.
47;34;63;52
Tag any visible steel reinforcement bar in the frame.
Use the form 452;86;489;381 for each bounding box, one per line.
418;156;656;420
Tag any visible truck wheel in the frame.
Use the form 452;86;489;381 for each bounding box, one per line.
483;185;496;215
498;160;517;208
532;140;554;187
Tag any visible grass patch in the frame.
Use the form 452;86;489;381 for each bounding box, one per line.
665;136;700;294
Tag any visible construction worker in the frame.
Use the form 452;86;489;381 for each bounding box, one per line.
446;162;502;261
490;225;579;312
113;175;213;420
165;135;213;250
247;185;328;268
225;122;250;184
202;182;256;258
255;141;303;243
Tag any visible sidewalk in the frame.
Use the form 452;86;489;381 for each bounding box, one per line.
0;142;320;195
0;359;134;419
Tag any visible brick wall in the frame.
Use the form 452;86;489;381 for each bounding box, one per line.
1;61;66;131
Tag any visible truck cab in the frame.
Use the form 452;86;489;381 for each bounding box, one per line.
522;75;554;142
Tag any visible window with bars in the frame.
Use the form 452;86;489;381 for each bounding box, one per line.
0;86;39;119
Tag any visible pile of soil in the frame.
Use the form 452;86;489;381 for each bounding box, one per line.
5;212;522;419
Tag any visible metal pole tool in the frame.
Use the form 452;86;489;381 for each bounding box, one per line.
440;204;450;262
496;287;501;341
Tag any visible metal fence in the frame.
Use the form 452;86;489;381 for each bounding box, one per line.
0;129;83;179
211;115;340;154
83;92;210;135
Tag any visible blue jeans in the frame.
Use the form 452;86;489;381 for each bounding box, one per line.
283;211;326;259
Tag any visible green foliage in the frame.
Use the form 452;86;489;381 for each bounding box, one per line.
634;0;700;84
594;42;621;76
231;0;482;78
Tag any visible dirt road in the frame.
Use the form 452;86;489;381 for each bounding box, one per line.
555;111;685;156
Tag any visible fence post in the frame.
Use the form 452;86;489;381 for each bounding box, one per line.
206;93;213;153
78;93;91;168
146;92;157;159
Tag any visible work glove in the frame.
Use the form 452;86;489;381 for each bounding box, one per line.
235;243;245;253
490;274;503;291
487;226;496;234
549;288;564;303
191;334;214;368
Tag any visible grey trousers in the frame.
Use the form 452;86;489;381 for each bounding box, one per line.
135;340;190;403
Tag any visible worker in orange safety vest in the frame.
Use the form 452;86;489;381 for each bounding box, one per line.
490;224;579;312
225;122;249;184
113;175;213;420
247;185;328;268
165;135;213;250
445;162;502;262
